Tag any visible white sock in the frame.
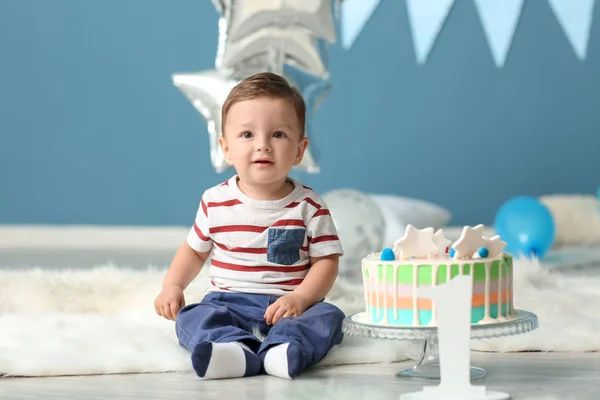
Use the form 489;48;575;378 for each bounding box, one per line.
263;343;291;379
195;342;247;379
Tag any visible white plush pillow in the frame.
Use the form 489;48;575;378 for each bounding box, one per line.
369;194;452;248
539;194;600;248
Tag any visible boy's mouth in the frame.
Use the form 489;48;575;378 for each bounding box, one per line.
253;159;273;166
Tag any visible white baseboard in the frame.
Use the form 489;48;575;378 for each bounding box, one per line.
0;224;494;251
0;225;189;250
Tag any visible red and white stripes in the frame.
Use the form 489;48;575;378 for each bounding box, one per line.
186;175;343;296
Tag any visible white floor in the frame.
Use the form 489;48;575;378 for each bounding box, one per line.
1;352;599;399
2;231;600;400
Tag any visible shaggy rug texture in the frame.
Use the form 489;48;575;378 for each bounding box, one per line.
1;257;599;377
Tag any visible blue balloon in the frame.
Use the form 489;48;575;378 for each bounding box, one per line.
494;196;555;258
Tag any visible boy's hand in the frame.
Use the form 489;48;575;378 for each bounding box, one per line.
264;294;311;325
154;285;185;321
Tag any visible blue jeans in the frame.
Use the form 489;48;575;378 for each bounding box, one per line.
175;292;345;373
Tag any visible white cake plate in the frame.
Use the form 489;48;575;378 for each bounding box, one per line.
342;309;538;383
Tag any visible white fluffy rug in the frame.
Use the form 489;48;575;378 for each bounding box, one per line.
1;257;599;377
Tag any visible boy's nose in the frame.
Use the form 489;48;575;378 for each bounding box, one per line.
256;138;272;152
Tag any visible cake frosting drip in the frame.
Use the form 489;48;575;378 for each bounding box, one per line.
361;224;515;327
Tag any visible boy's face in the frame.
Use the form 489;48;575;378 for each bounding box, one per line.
219;97;308;187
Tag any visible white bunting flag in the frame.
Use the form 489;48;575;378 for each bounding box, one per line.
406;0;456;64
341;0;382;49
547;0;596;60
474;0;525;68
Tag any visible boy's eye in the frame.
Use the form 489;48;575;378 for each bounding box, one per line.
273;131;286;138
241;131;253;138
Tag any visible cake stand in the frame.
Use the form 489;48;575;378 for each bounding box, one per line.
342;309;538;382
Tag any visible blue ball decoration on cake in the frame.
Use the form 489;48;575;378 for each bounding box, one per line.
478;247;489;258
380;248;396;261
449;248;456;258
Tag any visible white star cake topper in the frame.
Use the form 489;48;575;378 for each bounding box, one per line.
481;235;507;257
393;225;440;259
433;229;452;255
451;224;487;259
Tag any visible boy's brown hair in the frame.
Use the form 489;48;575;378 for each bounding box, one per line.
221;72;306;137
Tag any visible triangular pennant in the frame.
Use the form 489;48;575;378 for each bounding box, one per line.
406;0;456;64
547;0;596;60
474;0;525;68
340;0;381;49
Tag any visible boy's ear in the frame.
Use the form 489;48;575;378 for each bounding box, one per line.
218;135;233;165
294;137;309;166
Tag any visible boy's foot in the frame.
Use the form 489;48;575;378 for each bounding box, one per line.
262;342;303;379
192;341;262;379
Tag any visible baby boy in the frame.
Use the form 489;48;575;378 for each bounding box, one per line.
154;72;345;380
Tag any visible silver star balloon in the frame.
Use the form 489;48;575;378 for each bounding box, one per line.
219;26;330;78
222;0;337;44
172;70;238;173
215;0;334;78
211;0;225;14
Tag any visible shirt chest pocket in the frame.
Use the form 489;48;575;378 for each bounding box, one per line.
267;228;306;265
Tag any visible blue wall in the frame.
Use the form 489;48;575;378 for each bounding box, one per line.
1;0;598;226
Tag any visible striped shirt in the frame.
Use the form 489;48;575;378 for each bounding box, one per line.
187;175;344;296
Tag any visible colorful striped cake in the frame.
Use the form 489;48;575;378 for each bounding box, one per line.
360;224;515;327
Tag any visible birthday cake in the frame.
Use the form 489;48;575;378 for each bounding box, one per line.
361;224;514;327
